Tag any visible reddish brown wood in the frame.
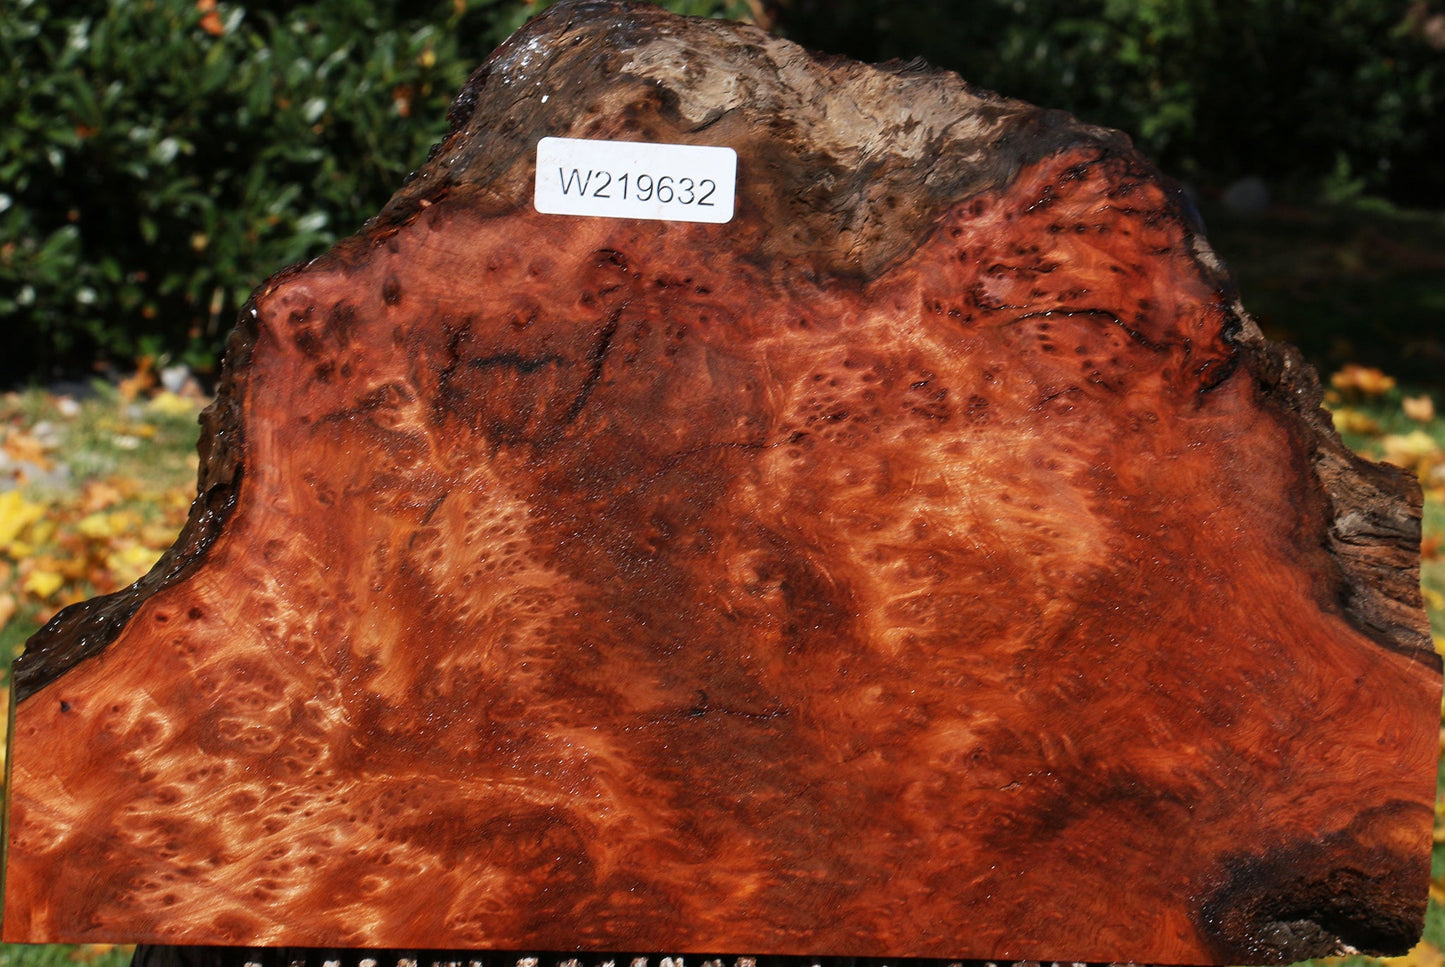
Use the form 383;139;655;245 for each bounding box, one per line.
4;2;1439;963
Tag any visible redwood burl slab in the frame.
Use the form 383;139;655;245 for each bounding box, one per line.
4;2;1439;963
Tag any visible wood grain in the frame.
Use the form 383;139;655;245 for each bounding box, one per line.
5;2;1438;963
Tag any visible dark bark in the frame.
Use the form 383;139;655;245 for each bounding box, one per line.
7;2;1438;963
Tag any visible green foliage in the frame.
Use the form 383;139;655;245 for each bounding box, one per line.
4;0;1440;385
779;0;1444;203
1;0;469;381
478;0;756;42
0;0;746;385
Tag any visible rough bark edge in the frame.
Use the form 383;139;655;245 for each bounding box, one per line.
9;284;266;702
1218;288;1433;660
1157;129;1430;662
403;0;1435;661
12;0;1435;706
372;0;1137;278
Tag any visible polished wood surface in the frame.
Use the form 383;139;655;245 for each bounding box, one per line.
5;3;1438;962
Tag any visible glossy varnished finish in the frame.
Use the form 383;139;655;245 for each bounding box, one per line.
5;2;1438;963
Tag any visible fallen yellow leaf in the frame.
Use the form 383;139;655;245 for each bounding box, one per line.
141;522;182;548
68;944;135;963
76;509;142;542
1382;430;1445;478
21;568;65;601
1;431;54;470
0;489;45;550
117;359;155;402
1404;393;1436;423
1331;407;1381;436
76;511;118;540
147;390;201;417
79;480;127;513
165;487;195;512
108;544;161;585
1331;364;1397;398
26;517;56;548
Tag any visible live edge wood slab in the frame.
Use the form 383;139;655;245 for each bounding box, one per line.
4;2;1439;963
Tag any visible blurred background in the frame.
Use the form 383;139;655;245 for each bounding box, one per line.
2;0;1442;389
0;1;1442;965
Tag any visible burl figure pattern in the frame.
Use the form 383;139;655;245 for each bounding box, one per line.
4;3;1439;964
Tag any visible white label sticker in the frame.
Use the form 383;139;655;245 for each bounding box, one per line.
534;137;737;224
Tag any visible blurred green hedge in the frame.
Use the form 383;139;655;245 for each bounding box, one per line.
779;0;1445;207
0;0;750;385
3;0;1440;385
